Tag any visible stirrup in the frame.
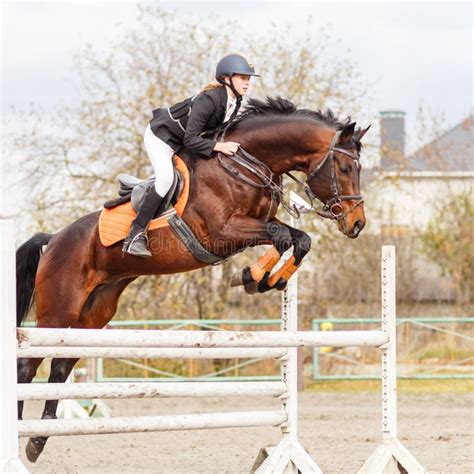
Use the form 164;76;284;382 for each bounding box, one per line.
123;232;152;258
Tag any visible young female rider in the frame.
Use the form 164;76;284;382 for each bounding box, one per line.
123;53;259;258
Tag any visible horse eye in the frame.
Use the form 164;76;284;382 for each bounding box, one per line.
340;165;352;175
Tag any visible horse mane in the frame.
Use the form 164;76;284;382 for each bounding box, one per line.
229;96;362;151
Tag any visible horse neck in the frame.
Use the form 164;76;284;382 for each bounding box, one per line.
233;120;335;176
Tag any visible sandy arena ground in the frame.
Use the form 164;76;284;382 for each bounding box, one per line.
20;392;473;474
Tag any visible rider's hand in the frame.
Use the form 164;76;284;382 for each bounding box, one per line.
214;141;240;156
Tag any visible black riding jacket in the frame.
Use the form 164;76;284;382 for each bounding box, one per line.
150;86;239;158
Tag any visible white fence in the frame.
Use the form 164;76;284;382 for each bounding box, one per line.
0;219;425;473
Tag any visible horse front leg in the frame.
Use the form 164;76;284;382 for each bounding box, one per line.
230;245;281;288
230;220;311;294
226;219;293;293
265;224;311;291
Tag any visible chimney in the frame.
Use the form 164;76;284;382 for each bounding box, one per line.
379;110;406;170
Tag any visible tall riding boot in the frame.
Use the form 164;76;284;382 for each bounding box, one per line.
123;187;164;258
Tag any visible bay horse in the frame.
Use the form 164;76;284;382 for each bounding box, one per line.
16;97;369;462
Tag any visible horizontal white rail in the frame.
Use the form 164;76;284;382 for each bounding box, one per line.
18;328;389;348
17;346;287;360
18;410;287;437
17;381;287;400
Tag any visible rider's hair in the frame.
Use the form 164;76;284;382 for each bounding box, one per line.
201;80;223;92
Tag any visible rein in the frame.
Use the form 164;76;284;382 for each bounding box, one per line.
216;149;286;221
216;124;289;221
215;126;363;222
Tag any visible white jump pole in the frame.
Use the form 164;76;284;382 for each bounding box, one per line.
358;246;426;474
0;219;28;473
17;347;288;359
18;381;287;401
17;410;288;438
18;328;388;348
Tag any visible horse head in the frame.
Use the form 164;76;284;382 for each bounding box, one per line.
304;121;370;238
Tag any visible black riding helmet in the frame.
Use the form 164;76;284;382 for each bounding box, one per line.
215;54;260;100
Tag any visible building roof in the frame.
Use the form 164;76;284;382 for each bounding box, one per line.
408;115;473;172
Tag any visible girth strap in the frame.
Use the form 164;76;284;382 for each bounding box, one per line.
167;213;224;265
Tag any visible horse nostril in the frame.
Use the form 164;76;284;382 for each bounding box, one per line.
353;220;365;235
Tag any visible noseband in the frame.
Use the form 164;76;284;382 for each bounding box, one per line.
301;130;363;221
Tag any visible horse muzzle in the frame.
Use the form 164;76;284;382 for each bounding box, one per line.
336;200;366;238
347;219;365;238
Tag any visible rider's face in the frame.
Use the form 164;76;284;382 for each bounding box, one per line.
226;74;251;96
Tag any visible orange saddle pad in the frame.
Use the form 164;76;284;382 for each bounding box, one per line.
99;155;190;247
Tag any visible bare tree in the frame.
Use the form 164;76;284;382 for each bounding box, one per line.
419;191;473;304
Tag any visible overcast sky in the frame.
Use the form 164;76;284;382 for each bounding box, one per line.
1;1;473;155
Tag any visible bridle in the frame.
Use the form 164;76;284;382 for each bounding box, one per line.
292;129;364;221
215;126;363;222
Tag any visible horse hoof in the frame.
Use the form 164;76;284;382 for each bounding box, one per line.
274;278;288;291
230;272;244;287
256;273;272;294
26;437;46;463
230;266;253;287
244;281;260;294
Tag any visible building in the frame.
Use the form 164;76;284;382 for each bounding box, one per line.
374;112;473;232
369;112;473;301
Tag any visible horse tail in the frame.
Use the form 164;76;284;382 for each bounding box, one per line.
16;232;53;327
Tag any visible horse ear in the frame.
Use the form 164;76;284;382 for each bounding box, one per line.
339;121;356;145
357;124;371;140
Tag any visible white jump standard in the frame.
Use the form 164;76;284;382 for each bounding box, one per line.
0;217;425;474
358;246;425;474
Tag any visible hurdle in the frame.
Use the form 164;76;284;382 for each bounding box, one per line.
0;219;425;473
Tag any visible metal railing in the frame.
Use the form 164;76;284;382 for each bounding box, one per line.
96;319;281;382
312;317;474;380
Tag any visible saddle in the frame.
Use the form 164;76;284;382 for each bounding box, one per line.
104;165;183;213
99;156;190;247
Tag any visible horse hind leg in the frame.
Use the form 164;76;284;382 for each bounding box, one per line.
22;274;93;461
25;278;135;463
17;357;44;420
24;357;79;463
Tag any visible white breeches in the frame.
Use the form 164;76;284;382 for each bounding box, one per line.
144;124;175;197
